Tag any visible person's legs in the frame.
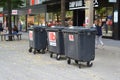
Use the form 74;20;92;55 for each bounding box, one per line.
98;36;104;46
95;36;99;48
12;31;18;40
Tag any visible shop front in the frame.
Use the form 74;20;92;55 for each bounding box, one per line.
18;4;47;31
45;0;85;27
69;0;85;26
27;4;46;26
95;0;120;40
67;0;120;40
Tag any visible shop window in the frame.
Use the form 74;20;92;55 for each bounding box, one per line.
95;7;113;37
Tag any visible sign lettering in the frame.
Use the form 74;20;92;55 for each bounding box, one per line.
69;0;83;10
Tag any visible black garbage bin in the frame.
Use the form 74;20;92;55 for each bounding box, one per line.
62;27;96;68
46;27;65;60
28;26;47;54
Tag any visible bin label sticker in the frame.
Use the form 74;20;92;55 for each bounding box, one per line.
69;34;74;41
29;31;33;41
48;32;56;46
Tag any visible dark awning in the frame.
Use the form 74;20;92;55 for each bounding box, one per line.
3;4;47;16
43;0;80;12
18;4;47;15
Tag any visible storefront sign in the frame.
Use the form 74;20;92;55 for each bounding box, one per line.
109;0;117;3
33;0;46;5
69;0;99;10
114;11;118;23
48;32;56;46
94;0;98;7
38;0;45;4
12;10;18;15
69;0;84;10
30;0;35;5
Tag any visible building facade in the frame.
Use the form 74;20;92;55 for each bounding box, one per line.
7;0;119;39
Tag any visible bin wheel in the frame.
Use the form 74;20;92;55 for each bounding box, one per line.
75;60;78;64
29;48;32;53
33;50;36;54
67;58;71;64
37;50;40;53
56;55;60;60
50;53;53;58
87;62;93;67
41;50;45;54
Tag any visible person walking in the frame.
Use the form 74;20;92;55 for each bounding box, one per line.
95;19;104;48
0;21;3;34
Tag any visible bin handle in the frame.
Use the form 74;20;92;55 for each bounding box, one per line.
36;29;39;32
40;29;43;32
87;32;91;36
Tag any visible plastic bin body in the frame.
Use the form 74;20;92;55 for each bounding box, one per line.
28;26;47;54
46;27;65;55
63;27;96;62
33;26;47;50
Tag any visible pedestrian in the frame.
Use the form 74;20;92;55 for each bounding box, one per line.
103;19;108;34
12;25;19;34
95;19;104;48
18;20;23;31
0;21;3;34
106;18;113;31
4;26;9;41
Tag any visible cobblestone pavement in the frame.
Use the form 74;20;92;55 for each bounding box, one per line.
0;32;120;80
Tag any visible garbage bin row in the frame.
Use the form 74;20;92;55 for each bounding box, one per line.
28;26;96;68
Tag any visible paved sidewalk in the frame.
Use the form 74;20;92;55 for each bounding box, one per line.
0;32;120;80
